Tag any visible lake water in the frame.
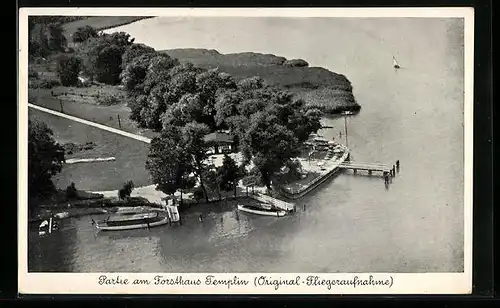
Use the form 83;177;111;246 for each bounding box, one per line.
28;17;465;273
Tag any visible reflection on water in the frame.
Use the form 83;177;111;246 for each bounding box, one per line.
29;17;465;273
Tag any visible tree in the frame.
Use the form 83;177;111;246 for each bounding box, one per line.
222;88;322;189
28;119;65;199
146;125;193;197
28;20;67;57
78;32;134;84
121;53;158;94
65;182;78;200
214;90;242;128
118;180;134;200
181;122;211;203
202;167;222;201
72;25;98;43
217;154;245;197
56;55;81;86
241;112;300;189
45;22;67;52
237;76;264;91
121;43;156;69
121;53;180;129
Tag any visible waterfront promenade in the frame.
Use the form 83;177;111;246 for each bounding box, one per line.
279;144;350;200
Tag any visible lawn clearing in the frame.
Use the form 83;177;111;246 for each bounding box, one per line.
29;108;153;192
29;88;158;139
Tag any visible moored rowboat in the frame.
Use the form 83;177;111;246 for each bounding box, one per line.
237;204;287;217
95;212;169;231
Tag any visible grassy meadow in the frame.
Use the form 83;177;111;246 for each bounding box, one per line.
161;48;359;112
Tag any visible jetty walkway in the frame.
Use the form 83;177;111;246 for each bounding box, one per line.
339;162;394;175
249;192;295;212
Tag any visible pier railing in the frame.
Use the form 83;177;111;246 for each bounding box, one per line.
248;193;295;212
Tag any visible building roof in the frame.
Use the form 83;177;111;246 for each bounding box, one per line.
204;132;234;144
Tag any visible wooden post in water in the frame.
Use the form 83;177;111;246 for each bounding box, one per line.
344;115;349;148
384;172;389;184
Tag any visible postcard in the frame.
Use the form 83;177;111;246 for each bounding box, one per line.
18;7;474;295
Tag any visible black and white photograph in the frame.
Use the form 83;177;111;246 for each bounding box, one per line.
18;8;473;294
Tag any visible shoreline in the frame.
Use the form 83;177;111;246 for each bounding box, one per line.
280;144;350;200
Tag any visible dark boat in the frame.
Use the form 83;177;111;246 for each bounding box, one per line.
95;211;169;231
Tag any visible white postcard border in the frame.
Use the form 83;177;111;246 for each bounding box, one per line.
18;7;474;295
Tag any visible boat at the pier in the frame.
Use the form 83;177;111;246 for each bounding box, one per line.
95;211;169;231
237;204;287;217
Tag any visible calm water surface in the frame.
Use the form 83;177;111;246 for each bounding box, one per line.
29;17;465;272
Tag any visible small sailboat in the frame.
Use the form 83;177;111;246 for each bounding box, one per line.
393;56;401;69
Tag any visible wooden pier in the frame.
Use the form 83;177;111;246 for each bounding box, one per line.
340;162;392;174
340;160;400;183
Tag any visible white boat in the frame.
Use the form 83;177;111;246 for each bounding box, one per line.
38;217;59;235
95;212;169;231
54;212;69;219
342;110;355;115
165;204;181;223
237;204;287;217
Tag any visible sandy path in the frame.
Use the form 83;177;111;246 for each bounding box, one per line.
28;103;152;144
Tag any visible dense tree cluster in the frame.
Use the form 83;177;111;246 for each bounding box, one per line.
77;31;135;84
72;25;99;43
56;55;82;86
28;19;67;57
28;119;65;200
131;41;323;194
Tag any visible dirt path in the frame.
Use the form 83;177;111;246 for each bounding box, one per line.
28;103;152;144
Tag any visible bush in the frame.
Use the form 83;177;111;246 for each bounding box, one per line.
96;93;122;106
283;59;309;67
193;187;205;202
72;25;98;43
66;182;78;200
56;55;82;86
118;180;134;200
29;78;61;89
28;67;39;79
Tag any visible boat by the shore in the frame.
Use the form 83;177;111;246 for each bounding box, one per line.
38;217;59;236
342;110;356;115
237;204;287;217
95;211;169;231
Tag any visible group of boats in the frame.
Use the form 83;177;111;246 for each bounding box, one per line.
91;203;181;232
38;199;288;235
